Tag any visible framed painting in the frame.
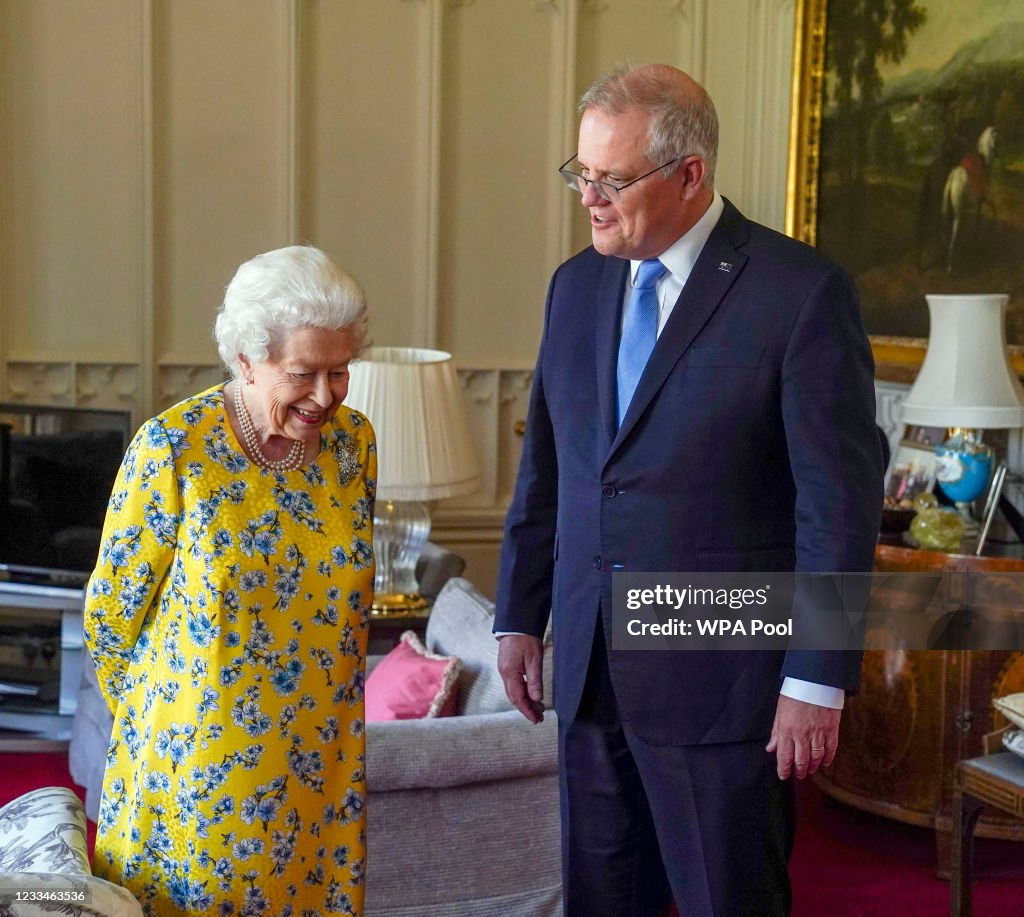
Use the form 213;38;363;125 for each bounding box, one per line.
787;0;1024;382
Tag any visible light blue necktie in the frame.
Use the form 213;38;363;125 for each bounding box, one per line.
617;258;666;427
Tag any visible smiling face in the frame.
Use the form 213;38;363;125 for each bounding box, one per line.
239;325;355;446
576;106;708;260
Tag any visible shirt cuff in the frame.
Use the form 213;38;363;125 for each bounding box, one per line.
780;677;845;710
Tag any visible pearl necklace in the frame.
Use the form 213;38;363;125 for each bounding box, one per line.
233;382;304;472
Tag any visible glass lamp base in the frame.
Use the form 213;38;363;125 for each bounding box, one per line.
372;498;431;615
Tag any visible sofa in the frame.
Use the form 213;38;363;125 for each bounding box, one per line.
0;786;142;917
365;577;560;916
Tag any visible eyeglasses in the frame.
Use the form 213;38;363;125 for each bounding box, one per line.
558;155;684;203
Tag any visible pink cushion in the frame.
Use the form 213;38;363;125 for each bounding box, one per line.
365;631;462;722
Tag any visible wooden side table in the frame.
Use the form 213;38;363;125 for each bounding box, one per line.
367;609;431;654
814;544;1024;874
952;751;1024;916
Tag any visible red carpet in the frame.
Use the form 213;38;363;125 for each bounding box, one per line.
791;779;1024;916
2;750;1022;913
0;750;96;857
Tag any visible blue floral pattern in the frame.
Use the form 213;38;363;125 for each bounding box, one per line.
84;386;375;917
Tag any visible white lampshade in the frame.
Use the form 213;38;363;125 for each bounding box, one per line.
344;347;481;501
900;294;1024;429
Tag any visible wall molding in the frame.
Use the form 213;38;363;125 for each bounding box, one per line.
5;361;139;411
679;0;707;83
420;0;443;346
138;0;156;420
549;0;577;266
284;0;300;242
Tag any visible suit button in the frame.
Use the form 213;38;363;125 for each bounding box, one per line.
593;555;602;570
602;485;617;498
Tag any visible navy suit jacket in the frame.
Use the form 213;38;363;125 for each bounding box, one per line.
495;198;883;746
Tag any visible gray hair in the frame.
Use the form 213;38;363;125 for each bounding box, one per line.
214;245;367;380
578;64;718;186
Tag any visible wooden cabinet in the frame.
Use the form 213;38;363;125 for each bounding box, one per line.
814;544;1024;871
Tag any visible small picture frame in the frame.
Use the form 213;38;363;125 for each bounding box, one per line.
884;440;938;506
903;425;946;449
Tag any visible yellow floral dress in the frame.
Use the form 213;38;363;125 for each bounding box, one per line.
84;386;375;917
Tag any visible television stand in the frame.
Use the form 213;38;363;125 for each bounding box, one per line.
0;563;89;590
0;581;85;742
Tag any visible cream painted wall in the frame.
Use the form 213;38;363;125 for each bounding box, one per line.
0;0;798;597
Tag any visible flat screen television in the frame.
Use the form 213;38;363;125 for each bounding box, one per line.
0;402;133;587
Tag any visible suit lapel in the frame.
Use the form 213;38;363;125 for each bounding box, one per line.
595;256;630;448
609;200;750;456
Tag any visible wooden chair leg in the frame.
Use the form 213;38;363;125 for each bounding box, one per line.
951;788;985;917
935;826;952;879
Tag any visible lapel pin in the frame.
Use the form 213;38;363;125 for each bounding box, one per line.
718;261;733;273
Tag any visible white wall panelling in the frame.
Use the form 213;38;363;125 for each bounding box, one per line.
704;0;795;227
3;0;805;593
2;1;145;370
153;0;295;370
437;0;571;365
298;0;435;348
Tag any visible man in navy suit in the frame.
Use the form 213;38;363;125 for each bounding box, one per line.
495;64;883;916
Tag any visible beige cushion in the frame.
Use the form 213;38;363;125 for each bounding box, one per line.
994;693;1024;730
426;578;554;715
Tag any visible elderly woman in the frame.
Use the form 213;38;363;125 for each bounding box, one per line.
84;246;375;917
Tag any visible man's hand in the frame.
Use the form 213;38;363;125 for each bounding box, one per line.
765;694;841;780
497;634;545;724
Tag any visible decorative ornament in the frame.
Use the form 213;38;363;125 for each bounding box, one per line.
333;427;362;488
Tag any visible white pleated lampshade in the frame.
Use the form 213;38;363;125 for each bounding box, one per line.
344;347;481;501
900;294;1024;429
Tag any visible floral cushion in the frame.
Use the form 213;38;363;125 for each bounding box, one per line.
0;787;90;874
0;786;143;917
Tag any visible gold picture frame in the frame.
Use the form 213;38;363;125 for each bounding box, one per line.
785;0;1024;384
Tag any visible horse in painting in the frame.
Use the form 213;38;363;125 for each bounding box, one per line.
942;125;997;274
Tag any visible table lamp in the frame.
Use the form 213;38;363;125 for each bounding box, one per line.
900;294;1024;523
344;347;480;613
